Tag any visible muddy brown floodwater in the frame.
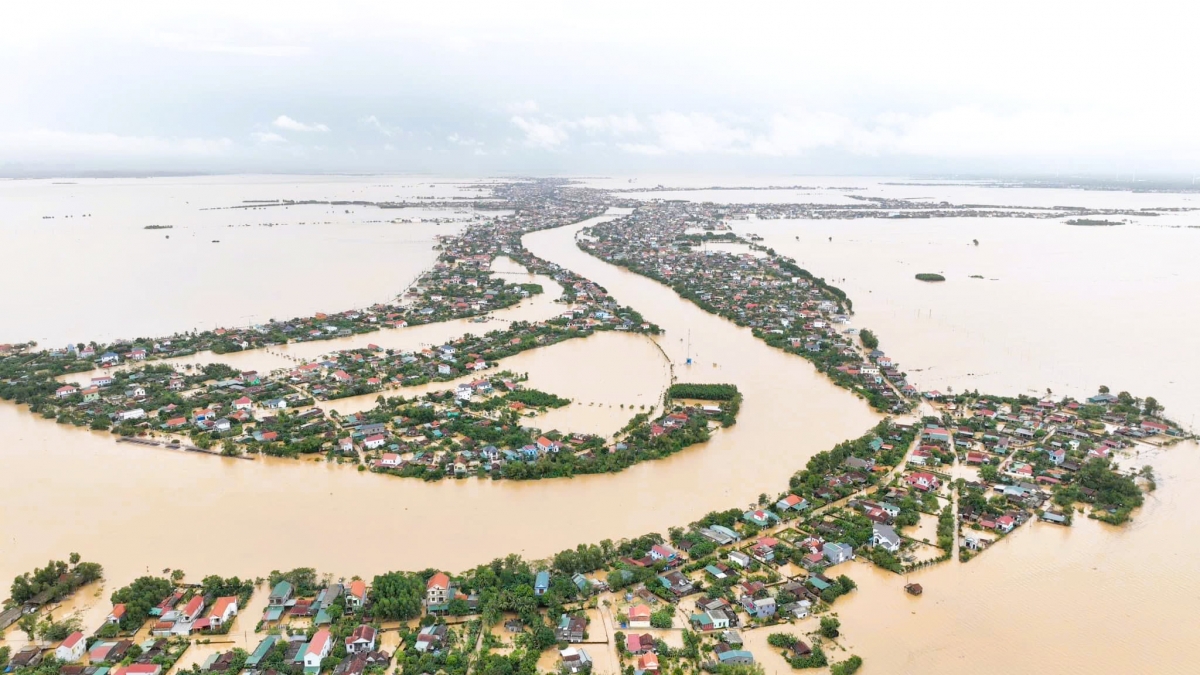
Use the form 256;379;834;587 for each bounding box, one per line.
723;215;1200;675
0;215;878;653
5;198;1198;673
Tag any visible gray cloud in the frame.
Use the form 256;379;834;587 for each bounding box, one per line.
1;2;1197;174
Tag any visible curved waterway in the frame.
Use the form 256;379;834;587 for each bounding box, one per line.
0;214;878;635
5;208;1197;673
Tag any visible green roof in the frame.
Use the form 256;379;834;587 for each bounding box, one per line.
247;635;279;666
264;606;285;621
271;581;294;598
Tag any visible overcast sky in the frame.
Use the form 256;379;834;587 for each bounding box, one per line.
3;1;1198;176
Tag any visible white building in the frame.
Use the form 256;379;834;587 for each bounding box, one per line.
56;632;86;663
304;629;333;669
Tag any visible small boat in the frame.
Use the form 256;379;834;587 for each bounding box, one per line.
211;240;220;243
905;583;923;596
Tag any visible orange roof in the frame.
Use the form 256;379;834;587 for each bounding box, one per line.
209;596;237;619
349;579;367;599
427;572;449;589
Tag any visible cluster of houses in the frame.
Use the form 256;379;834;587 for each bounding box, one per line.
5;592;239;675
351;381;730;480
577;203;916;413
895;391;1191;554
5;636;180;675
10;574;392;675
5;184;678;472
143;593;239;637
281;303;632;402
41;360;313;444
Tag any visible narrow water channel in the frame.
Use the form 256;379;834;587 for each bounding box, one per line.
0;214;878;634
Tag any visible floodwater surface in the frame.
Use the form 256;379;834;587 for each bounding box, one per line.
0;214;878;654
3;177;1199;673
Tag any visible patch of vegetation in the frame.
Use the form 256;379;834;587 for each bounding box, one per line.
831;655;863;675
37;616;81;642
267;568;322;597
8;554;103;607
937;505;955;549
819;576;857;604
504;389;570;408
768;633;796;648
788;644;827;669
666;383;739;401
650;607;674;628
369;571;426;621
915;273;946;282
110;576;173;631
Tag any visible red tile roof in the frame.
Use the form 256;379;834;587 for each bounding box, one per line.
181;595;204;617
62;631;84;648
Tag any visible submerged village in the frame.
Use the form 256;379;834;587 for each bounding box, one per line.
1;180;1193;675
